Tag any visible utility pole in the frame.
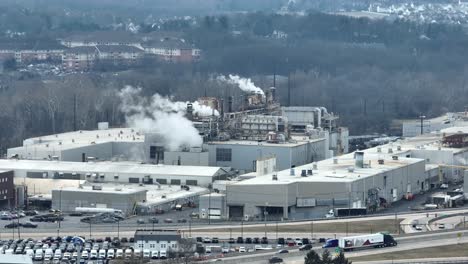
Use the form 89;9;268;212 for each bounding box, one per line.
73;94;77;131
117;220;120;239
241;220;244;238
419;114;426;135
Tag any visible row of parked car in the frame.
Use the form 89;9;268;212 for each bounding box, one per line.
0;210;39;220
196;236;313;246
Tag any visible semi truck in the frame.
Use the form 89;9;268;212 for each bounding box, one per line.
338;233;397;251
75;207;123;214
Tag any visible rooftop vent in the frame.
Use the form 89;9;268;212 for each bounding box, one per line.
397;146;402;151
272;174;278;181
301;170;307;177
378;159;384;165
377;147;381;153
92;185;102;191
115;188;122;191
333;158;338;164
348;167;354;173
71;139;75;143
392;155;399;160
307;169;313;176
290;168;295;176
313;163;318;170
355;151;364;168
388;148;393;154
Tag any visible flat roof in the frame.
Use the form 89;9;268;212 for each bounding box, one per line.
55;185;147;195
12;128;142;152
236;152;424;185
0;159;225;177
207;136;325;147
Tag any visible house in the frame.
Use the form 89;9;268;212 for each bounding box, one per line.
142;38;201;63
134;230;181;256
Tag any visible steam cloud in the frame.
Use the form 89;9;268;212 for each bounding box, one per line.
118;86;207;151
218;74;265;96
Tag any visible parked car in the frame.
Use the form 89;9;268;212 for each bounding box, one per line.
149;217;159;224
269;256;283;263
277;249;289;254
261;237;269;244
5;222;21;228
228;238;235;244
164;218;173;223
253;237;260;244
211;237;219;243
299;244;312;251
137;219;145;224
22;222;38;228
245;237;252;244
236;237;244;244
177;219;187;223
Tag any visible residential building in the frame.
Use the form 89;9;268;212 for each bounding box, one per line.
59;31;142;49
0;170;14;208
143;38;201;62
134;230;181;253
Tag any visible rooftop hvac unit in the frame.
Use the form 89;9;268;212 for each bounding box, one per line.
392;155;399;160
272;174;278;181
313;163;318;170
301;170;307;177
378;159;384;165
397;145;402;151
290;168;295;176
92;185;102;191
307;169;313;176
333;158;338;164
348;167;354;173
388;148;393;154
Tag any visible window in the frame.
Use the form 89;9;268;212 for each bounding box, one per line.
150;146;157;159
171;179;181;185
171;244;177;249
156;179;167;184
161;244;166;249
216;148;232;162
186;180;197;186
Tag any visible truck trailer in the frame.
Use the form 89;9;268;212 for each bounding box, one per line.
338;233;397;251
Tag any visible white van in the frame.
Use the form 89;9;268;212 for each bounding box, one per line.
25;249;34;258
160;250;167;259
90;249;98;259
143;249;150;258
151;251;159;259
5;249;14;255
125;248;133;259
54;249;62;260
134;248;142;258
34;249;43;261
116;248;123;259
107;248;115;259
44;248;53;260
81;250;89;259
99;249;106;259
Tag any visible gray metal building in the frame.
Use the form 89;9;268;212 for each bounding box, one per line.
226;151;427;220
51;186;147;216
204;137;328;173
198;193;226;220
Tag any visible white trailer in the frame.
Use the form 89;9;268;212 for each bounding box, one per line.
338;233;397;251
75;207;123;214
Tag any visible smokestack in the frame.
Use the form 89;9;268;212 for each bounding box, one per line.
355;151;364;168
220;99;224;116
186;103;193;121
228;96;233;113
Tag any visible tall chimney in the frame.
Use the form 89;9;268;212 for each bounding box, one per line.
270;87;276;102
228;96;233;113
186;103;193;120
220;98;224;116
355;151;364;168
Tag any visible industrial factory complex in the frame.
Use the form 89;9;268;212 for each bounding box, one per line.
2;85;468;222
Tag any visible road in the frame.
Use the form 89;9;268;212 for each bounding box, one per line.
202;230;468;264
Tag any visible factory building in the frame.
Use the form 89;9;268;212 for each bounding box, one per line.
226;151;426;220
204;136;328;173
51;185;147;216
198;193;227;220
0;159;228;188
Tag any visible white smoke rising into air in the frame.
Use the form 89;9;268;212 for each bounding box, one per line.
118;86;213;151
218;74;265;96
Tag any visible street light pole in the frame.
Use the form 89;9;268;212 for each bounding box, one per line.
419;114;426;135
117;220;120;239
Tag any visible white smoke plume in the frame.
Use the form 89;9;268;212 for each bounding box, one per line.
118;86;205;151
218;74;265;96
